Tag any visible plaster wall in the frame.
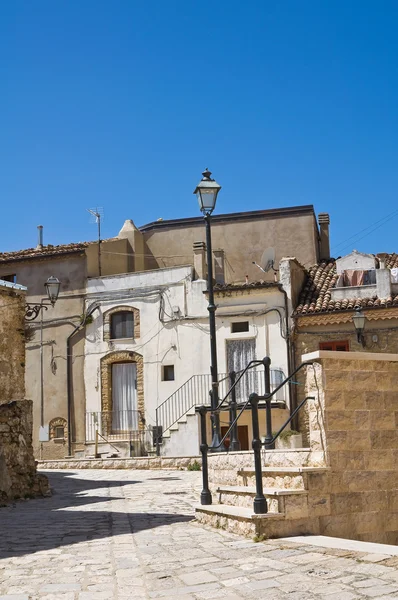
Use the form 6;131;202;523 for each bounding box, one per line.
84;267;290;455
0;254;86;457
142;212;319;284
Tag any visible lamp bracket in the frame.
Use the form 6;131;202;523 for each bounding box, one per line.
25;303;48;321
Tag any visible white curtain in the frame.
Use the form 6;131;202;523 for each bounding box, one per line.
112;363;138;431
226;339;257;402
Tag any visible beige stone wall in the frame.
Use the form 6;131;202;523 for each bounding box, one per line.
295;317;398;443
305;354;398;544
0;287;25;403
0;400;49;503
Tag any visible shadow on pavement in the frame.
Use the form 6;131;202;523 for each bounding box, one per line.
0;470;194;560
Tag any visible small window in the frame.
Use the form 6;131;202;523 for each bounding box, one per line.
111;312;134;339
320;340;349;352
1;274;16;283
231;321;249;333
54;426;65;439
162;365;175;381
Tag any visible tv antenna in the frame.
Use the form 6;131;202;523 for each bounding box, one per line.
252;247;278;280
87;207;104;276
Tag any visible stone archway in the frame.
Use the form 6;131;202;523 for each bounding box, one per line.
100;351;144;432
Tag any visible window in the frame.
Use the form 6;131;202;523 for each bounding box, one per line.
231;321;249;333
110;312;134;339
162;365;175;381
320;340;349;352
54;426;65;439
1;274;16;283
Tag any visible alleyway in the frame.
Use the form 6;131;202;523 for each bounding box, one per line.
2;470;398;599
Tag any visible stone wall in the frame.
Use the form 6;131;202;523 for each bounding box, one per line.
37;455;202;470
0;287;25;403
295;319;398;443
0;286;49;503
304;351;398;544
0;400;49;503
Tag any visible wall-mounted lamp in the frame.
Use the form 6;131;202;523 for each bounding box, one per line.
353;307;366;347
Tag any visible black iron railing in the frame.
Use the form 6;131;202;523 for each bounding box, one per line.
155;367;287;455
197;357;316;513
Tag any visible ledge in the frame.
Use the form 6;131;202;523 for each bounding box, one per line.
302;350;398;363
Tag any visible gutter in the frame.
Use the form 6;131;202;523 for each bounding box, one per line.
67;302;100;457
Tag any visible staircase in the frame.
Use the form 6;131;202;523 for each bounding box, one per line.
156;369;287;455
196;448;330;538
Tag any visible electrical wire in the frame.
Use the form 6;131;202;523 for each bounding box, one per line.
331;207;398;255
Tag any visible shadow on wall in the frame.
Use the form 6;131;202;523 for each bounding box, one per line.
0;471;192;560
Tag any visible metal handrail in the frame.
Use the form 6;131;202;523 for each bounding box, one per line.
211;360;314;450
198;358;318;514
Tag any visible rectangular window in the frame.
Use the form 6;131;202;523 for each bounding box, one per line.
0;274;16;283
162;365;175;381
111;312;134;339
55;426;65;439
319;340;349;351
231;321;249;333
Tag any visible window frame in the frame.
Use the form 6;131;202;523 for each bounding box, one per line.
319;340;349;352
110;311;135;340
162;365;175;381
231;321;250;333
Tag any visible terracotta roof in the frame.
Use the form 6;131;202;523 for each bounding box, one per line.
0;242;90;264
295;253;398;315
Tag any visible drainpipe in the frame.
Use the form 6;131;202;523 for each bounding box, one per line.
67;302;100;457
276;285;294;416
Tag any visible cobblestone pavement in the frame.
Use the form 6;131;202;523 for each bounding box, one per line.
2;470;398;599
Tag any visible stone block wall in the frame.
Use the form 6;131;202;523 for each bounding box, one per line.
0;400;49;503
0;287;25;403
305;352;398;544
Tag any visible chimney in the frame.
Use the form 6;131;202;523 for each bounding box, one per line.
37;225;43;250
318;213;330;260
213;249;225;284
193;241;206;280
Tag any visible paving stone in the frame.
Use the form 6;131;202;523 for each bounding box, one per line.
2;469;398;600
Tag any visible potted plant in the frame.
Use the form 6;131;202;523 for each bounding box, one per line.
274;429;303;449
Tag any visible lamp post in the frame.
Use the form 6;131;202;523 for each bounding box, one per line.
353;307;366;347
194;169;224;451
25;276;61;429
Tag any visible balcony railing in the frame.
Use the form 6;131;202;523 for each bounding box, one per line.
85;410;145;442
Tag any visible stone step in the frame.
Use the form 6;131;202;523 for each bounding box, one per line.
216;485;309;517
237;467;330;491
195;503;318;538
195;504;284;537
217;485;308;496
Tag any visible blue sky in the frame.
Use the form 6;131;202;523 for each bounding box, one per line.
1;1;398;259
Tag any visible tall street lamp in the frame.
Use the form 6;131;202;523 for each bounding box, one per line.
25;276;61;432
194;168;224;451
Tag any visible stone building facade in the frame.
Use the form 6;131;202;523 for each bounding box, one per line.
0;280;49;503
0;205;328;459
287;250;398;440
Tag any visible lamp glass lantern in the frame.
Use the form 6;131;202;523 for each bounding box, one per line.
45;276;61;306
353;307;366;343
194;169;221;215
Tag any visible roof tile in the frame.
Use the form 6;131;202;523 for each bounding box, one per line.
295;254;398;315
